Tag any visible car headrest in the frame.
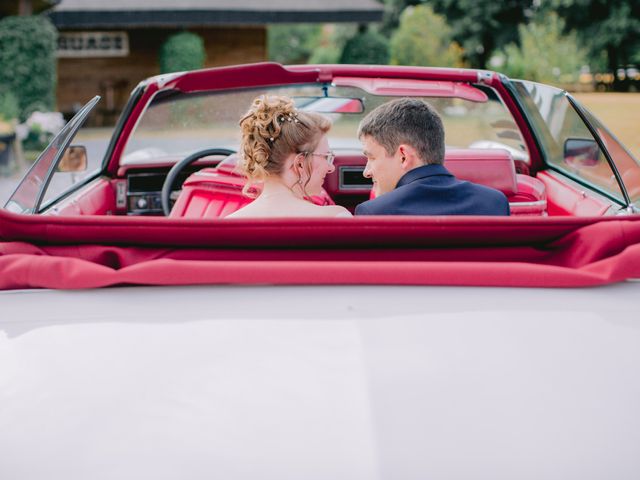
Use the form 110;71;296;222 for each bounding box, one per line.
215;153;243;176
444;148;518;195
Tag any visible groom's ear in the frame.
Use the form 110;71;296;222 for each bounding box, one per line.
398;144;419;171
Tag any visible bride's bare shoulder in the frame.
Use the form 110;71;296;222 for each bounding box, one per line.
322;205;353;218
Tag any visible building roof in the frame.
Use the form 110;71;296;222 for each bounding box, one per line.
48;0;384;28
0;0;59;18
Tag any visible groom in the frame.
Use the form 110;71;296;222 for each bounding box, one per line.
355;98;510;216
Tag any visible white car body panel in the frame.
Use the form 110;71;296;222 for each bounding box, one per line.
1;284;640;480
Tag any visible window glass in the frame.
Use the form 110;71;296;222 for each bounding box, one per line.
40;120;113;208
122;84;528;164
512;81;624;202
577;105;640;209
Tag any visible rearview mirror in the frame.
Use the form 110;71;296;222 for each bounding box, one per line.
58;145;88;172
564;138;601;167
293;96;365;114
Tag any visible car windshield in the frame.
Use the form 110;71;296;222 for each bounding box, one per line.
122;83;528;165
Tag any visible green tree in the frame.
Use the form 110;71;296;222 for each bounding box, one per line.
308;24;358;64
0;15;57;120
496;12;588;84
159;32;206;73
390;5;465;67
380;0;423;35
339;26;390;64
551;0;640;86
267;24;322;64
428;0;534;68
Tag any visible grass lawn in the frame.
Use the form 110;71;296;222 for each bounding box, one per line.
573;93;640;160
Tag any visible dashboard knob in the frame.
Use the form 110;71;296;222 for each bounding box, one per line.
136;197;148;209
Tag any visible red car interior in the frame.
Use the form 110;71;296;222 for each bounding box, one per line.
49;178;116;216
171;149;549;219
537;171;615;216
48;149;609;219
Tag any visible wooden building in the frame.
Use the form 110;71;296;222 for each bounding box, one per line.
45;0;384;123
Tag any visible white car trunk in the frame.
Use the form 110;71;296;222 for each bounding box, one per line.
1;284;639;480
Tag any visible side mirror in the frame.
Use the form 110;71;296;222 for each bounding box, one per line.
564;138;601;167
58;145;88;172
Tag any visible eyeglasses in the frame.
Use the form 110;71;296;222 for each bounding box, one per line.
305;151;336;166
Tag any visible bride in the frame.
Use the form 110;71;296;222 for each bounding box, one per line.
226;95;352;218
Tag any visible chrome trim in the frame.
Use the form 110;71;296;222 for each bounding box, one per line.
477;71;493;84
508;200;546;208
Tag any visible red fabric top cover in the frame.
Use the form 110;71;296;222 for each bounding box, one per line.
1;217;640;290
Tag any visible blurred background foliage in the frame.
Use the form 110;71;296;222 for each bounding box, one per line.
496;12;588;84
268;0;640;91
0;15;57;121
390;5;464;68
339;26;390;64
159;31;206;74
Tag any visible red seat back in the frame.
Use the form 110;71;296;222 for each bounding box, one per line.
445;148;519;196
169;168;254;218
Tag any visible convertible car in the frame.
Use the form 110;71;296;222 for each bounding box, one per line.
1;63;640;479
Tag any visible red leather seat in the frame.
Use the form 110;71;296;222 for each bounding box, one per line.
446;149;547;216
169;167;254;218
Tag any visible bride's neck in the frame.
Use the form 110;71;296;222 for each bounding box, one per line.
260;179;304;200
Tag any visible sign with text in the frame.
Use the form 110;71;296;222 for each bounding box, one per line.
57;32;129;58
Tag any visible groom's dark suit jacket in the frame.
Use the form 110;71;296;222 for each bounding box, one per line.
355;164;510;216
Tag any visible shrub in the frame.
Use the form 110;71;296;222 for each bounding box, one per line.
308;44;342;64
390;5;465;68
0;15;57;121
18;111;65;152
339;28;390;65
159;31;206;74
495;12;588;84
268;24;322;64
0;89;20;122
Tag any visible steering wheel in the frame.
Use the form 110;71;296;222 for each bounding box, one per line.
161;148;236;216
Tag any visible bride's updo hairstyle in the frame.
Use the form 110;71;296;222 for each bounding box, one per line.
239;95;331;196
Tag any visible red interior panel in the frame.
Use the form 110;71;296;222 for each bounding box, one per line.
537;171;613;216
332;77;489;102
44;178;116;216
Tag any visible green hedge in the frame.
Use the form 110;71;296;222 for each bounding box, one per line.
0;15;57;121
159;31;206;73
0;88;20;122
339;29;390;65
